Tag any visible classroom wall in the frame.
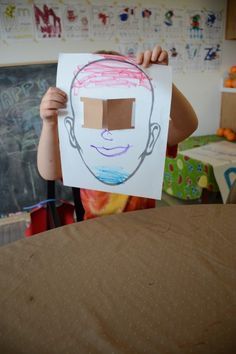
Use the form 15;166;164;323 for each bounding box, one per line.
0;0;235;136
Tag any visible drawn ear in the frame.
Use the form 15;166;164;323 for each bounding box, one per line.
64;116;77;148
146;123;161;155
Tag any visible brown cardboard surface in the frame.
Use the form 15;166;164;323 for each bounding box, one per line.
225;0;236;40
0;205;236;354
220;92;236;131
81;97;135;130
106;98;135;130
81;97;104;129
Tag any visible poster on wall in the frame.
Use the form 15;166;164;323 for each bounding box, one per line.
116;5;140;39
91;5;116;40
140;6;162;39
184;42;203;71
162;7;184;40
33;3;62;39
0;2;34;40
56;53;172;199
203;43;222;71
0;2;225;71
186;9;204;41
166;41;185;73
61;3;90;40
203;10;223;41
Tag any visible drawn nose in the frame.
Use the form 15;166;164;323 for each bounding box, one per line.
101;129;113;141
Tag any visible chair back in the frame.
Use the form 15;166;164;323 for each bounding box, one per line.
226;178;236;204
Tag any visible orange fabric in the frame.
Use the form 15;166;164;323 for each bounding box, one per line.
81;145;178;220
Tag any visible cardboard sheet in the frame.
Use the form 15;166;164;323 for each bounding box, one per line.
0;205;236;353
81;97;135;130
56;53;172;199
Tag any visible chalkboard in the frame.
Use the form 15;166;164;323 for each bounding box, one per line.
0;63;72;216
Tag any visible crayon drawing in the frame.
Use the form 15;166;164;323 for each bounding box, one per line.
57;53;172;199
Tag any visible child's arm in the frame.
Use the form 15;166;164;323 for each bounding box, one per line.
136;45;198;146
37;87;67;180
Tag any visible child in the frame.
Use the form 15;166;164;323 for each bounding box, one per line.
37;45;198;219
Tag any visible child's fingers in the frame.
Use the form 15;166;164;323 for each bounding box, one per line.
43;87;67;103
142;50;152;68
136;46;169;68
40;87;67;121
42;100;66;110
158;50;169;65
136;52;144;65
151;45;163;63
47;87;67;97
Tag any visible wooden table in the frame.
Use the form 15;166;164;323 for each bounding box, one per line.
0;205;235;354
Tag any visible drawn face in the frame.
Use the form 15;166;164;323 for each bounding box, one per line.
65;57;160;185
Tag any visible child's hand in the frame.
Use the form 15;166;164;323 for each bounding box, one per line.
136;45;168;68
40;87;67;123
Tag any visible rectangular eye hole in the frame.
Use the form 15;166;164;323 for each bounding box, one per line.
81;97;135;130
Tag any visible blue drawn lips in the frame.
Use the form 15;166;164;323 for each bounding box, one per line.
90;144;131;157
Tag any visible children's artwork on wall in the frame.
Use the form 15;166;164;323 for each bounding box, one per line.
203;10;223;41
33;3;62;39
56;53;172;199
166;41;185;73
184;43;202;71
0;2;224;72
203;43;221;71
162;8;184;40
61;4;90;40
116;6;140;39
140;6;162;39
0;2;34;40
186;10;204;40
91;5;115;40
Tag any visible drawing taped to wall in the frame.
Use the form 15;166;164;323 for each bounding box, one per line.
33;3;62;39
0;2;34;40
61;4;90;40
91;5;115;39
0;2;224;72
56;53;172;199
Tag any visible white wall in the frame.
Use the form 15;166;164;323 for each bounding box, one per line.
0;0;235;136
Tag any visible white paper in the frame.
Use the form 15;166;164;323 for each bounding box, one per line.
180;141;236;165
57;53;172;199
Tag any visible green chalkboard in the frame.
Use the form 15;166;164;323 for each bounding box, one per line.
0;63;72;216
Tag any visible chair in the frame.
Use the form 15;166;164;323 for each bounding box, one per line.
226;178;236;204
47;180;85;229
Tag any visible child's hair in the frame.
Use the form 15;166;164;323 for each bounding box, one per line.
94;50;122;56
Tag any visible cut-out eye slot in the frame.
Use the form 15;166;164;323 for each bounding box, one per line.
80;97;135;130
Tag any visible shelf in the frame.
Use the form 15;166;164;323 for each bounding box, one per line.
221;87;236;93
220;79;236;93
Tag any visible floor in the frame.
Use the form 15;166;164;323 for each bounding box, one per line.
0;191;222;247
